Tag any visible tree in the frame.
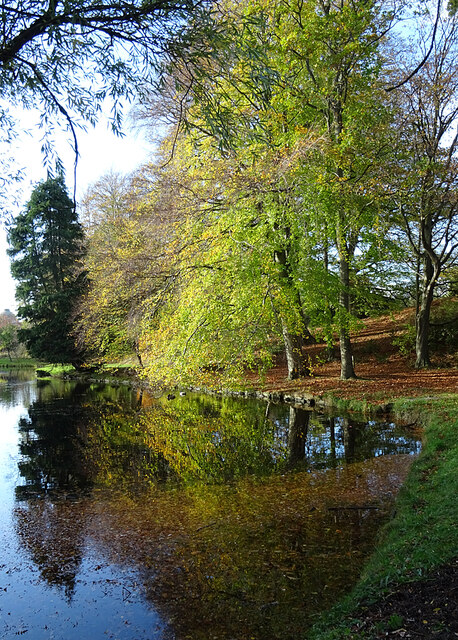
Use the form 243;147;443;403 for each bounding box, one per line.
273;0;394;379
7;175;86;363
0;0;204;201
134;125;321;385
145;0;396;381
391;15;458;367
74;164;183;364
79;170;134;232
0;313;20;359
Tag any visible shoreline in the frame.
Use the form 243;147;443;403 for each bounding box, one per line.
64;371;458;638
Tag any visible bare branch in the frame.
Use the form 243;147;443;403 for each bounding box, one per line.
386;0;442;92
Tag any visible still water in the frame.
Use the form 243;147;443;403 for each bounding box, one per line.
0;370;421;639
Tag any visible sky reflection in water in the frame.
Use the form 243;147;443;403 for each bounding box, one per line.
0;371;422;639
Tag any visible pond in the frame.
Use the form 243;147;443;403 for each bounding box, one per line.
0;370;422;639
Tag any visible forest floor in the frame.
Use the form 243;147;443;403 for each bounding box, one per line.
346;560;458;639
248;306;458;403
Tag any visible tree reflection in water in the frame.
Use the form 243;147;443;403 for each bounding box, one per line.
12;381;422;639
287;406;310;466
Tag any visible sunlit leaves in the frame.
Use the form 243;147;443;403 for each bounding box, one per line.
135;0;397;382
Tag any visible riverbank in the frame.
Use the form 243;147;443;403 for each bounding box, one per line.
34;363;458;638
309;394;458;639
45;376;457;637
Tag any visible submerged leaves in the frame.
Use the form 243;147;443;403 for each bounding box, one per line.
6;378;422;639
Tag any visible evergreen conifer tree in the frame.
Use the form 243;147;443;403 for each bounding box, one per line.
8;176;86;364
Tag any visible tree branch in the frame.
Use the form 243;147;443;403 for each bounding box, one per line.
17;55;80;203
386;0;442;92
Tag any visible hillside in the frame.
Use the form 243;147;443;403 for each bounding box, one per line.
249;305;458;402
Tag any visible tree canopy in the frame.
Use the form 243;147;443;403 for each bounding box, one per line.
6;0;458;379
0;0;206;193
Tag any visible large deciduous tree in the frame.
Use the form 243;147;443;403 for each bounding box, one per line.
7;175;86;363
266;0;394;379
143;0;395;381
74;165;181;364
391;15;458;368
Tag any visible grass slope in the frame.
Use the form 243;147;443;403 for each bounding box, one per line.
309;395;458;639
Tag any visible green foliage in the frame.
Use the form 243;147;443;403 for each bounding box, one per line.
7;175;86;364
134;0;401;381
391;299;458;360
392;322;416;358
0;323;20;360
429;298;458;350
138;143;317;385
388;16;458;368
36;364;76;377
67;0;456;383
75;167;174;363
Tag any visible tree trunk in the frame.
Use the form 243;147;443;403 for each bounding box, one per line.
301;312;316;344
329;417;336;464
287;406;310;467
415;304;431;368
415;267;437;368
282;321;309;379
274;243;312;379
343;417;356;463
415;216;440;369
338;244;356;379
339;332;355;380
329;84;357;380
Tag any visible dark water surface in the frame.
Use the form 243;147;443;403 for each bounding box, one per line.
0;371;421;639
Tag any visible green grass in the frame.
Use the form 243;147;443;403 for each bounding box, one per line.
0;358;76;374
0;357;37;368
35;360;137;379
308;394;458;639
35;363;76;376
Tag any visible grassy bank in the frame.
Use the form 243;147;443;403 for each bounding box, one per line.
0;357;37;368
309;394;458;639
0;358;73;373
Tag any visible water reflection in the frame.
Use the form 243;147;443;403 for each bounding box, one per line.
16;389;93;500
3;377;423;639
15;498;86;600
0;367;36;408
287;406;310;466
